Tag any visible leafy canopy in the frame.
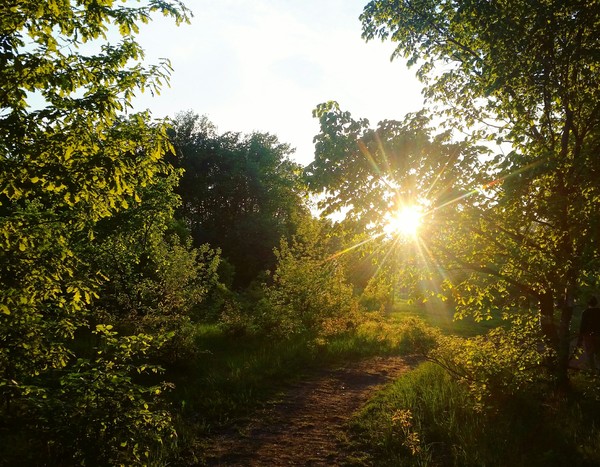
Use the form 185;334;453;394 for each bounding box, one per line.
358;0;600;381
170;111;309;287
1;0;191;462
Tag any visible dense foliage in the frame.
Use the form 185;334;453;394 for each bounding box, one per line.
169;111;309;288
358;0;600;384
2;0;600;464
0;0;194;463
263;219;361;339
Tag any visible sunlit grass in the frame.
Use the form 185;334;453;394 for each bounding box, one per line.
389;299;502;337
346;362;600;467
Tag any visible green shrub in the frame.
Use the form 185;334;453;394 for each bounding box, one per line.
264;236;361;339
2;325;176;466
428;321;552;407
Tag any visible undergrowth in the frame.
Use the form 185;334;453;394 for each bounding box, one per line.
162;316;435;463
347;362;600;466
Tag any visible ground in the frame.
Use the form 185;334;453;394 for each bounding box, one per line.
202;355;419;466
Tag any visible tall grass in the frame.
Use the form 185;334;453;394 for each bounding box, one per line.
162;317;434;461
347;362;600;466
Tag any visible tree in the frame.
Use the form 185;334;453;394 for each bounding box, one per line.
351;0;600;384
86;171;221;353
307;102;482;231
306;101;484;305
170;111;310;287
263;217;361;339
0;0;190;461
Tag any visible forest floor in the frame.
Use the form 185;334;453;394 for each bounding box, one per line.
201;354;420;466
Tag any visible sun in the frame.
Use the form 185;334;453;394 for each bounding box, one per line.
383;205;423;238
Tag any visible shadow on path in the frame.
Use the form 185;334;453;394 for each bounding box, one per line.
203;355;420;466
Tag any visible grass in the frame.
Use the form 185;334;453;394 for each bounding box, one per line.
346;359;600;467
163;318;431;462
169;300;496;431
171;320;426;422
341;302;600;466
162;305;600;466
389;299;502;337
163;301;496;460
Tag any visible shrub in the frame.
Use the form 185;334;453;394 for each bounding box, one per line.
262;234;361;339
428;321;552;407
5;325;176;466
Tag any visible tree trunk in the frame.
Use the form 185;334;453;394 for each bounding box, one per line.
556;294;574;391
539;291;558;349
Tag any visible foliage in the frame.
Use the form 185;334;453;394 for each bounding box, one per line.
261;218;362;339
306;102;481;233
0;0;190;461
380;308;551;409
0;114;174;409
360;272;394;312
169;111;310;287
358;0;600;384
31;325;175;466
429;323;552;408
87;172;221;360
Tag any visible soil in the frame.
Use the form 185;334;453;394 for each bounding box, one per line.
202;355;419;466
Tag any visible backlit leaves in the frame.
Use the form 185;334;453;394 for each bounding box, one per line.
1;0;189;462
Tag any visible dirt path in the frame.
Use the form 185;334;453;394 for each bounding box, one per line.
202;355;419;466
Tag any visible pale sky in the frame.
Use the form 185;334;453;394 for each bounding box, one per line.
133;0;424;166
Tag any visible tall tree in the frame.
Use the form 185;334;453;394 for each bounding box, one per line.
0;0;190;461
307;102;481;231
170;111;309;287
306;101;483;302
356;0;600;384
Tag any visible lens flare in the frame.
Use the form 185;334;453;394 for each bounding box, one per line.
384;205;423;238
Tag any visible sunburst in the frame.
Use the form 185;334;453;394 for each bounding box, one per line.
383;205;423;238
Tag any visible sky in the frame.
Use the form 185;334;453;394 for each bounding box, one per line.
132;0;424;166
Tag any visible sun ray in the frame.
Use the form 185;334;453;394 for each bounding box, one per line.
358;139;383;177
428;158;544;215
373;234;403;276
375;130;393;177
384;204;423;238
324;232;385;262
319;146;545;299
415;236;452;291
424;148;459;200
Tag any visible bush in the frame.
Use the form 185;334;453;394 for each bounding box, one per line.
428;321;552;407
219;220;363;340
1;325;176;466
262;235;362;339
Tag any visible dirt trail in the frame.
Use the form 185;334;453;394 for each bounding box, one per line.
203;355;418;466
